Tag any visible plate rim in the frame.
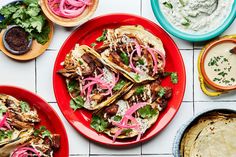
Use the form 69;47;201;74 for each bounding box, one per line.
53;13;186;146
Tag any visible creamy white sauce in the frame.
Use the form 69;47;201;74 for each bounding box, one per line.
136;118;150;133
116;100;129;116
159;0;234;34
204;41;236;87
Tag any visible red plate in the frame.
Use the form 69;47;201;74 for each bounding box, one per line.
0;85;69;156
53;14;186;146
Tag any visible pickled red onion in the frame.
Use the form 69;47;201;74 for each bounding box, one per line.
0;114;11;130
48;0;91;18
129;49;143;74
112;102;148;142
11;147;40;157
148;47;166;68
146;48;158;75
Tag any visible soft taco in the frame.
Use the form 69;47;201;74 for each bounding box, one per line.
90;81;172;141
0;94;60;157
97;25;166;83
58;44;133;110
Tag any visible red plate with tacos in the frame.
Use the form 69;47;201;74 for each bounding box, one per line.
53;14;186;146
0;85;69;156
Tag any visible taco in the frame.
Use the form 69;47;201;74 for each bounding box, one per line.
90;81;172;141
0;94;60;157
97;25;166;83
58;44;133;110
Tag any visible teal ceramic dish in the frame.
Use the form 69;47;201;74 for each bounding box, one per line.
151;0;236;42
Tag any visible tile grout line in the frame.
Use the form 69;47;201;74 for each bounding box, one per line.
192;44;195;115
35;58;37;93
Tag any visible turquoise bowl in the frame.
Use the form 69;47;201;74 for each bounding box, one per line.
151;0;236;42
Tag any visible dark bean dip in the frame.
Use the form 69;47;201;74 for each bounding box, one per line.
5;27;30;52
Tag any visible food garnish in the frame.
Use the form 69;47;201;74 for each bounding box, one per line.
0;0;50;45
48;0;91;18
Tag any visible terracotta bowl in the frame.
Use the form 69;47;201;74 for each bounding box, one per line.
0;20;54;61
200;38;236;91
40;0;99;27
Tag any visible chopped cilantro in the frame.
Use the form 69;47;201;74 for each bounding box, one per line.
179;0;185;6
163;2;173;9
96;30;107;42
171;72;178;84
113;115;122;121
113;80;126;91
138;105;157;119
135;86;144;95
90;42;97;47
137;58;145;65
120;52;129;65
34;126;51;139
122;129;132;135
90;115;108;132
66;80;78;93
19;101;30;112
158;88;166;98
70;97;84;111
134;74;140;81
0;130;13;141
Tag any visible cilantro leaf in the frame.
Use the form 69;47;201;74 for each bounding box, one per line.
138;105;157;119
0;130;13;141
113;80;126;91
171;72;178;84
134;74;140;81
137;58;145;65
34;126;51;139
158;88;166;98
19;101;30;112
90;42;97;47
120;52;129;65
26;3;41;17
70;96;84;111
96;30;107;42
113;115;122;121
67;79;78;93
163;2;173;9
90;115;108;132
135;86;144;95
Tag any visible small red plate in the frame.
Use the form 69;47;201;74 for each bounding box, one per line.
53;14;186;146
0;85;69;156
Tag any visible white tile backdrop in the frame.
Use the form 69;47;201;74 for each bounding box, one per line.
0;0;235;156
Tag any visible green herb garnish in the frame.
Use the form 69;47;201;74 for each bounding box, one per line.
179;0;185;6
67;80;78;93
120;52;129;65
0;130;13;141
34;126;51;139
0;106;7;117
134;74;140;81
158;88;166;98
181;17;191;27
90;115;108;132
113;80;126;91
135;86;144;95
96;30;107;42
138;105;157;119
137;58;145;65
122;129;132;135
90;42;97;47
171;72;178;84
218;71;228;77
0;0;50;44
19;101;30;112
70;96;84;111
113;115;122;121
163;2;173;9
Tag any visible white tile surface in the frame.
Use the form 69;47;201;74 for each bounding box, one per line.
181;50;193;101
90;142;141;155
0;52;35;92
36;50;57;102
194;49;236;101
93;0;141;17
141;0;193;50
142;102;193;154
49;103;90;155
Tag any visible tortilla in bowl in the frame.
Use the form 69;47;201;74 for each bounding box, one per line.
178;109;236;157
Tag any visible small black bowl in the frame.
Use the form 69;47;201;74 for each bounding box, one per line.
3;25;33;55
